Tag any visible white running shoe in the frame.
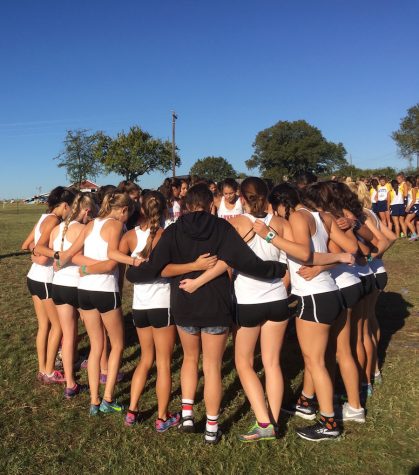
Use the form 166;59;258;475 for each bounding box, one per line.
338;402;365;423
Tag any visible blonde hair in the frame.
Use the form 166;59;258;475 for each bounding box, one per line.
61;193;97;251
354;181;371;209
139;191;166;259
98;190;133;218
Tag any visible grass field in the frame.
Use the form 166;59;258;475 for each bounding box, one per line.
0;206;418;475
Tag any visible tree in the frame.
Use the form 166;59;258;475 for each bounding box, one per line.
246;120;348;183
54;129;103;186
97;126;180;182
189;156;237;182
392;104;419;169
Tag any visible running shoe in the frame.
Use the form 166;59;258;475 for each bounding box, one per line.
99;372;124;384
373;372;383;385
400;232;406;238
281;395;317;420
336;403;365;423
155;412;181;433
89;403;101;416
408;233;418;242
36;372;45;382
296;416;341;442
42;370;66;384
124;411;139;427
238;422;276;443
204;429;223;444
64;383;88;399
99;399;124;414
178;415;195;433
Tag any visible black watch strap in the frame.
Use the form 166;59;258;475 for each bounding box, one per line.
54;251;60;260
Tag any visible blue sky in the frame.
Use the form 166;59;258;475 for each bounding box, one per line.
0;0;418;198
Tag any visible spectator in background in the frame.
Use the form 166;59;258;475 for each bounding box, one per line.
295;172;317;190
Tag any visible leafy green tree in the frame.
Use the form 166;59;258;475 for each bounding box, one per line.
189;156;237;182
392;104;419;169
55;129;103;186
246;120;347;183
97;126;180;182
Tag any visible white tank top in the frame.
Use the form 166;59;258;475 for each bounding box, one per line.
377;185;389;201
52;221;80;287
234;214;287;304
131;226;170;309
217;196;243;220
390;188;404;205
407;189;413;206
364;209;386;275
27;213;54;283
287;209;338;296
78;218;119;292
330;264;361;289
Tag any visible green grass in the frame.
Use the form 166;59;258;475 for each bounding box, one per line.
0;207;418;474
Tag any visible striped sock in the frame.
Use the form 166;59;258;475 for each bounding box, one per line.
181;399;194;426
205;414;219;441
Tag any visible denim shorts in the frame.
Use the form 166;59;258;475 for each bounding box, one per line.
177;325;229;335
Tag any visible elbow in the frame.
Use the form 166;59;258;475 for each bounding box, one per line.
348;243;358;254
299;250;312;264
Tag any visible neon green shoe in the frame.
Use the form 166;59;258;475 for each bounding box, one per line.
238;422;276;442
99;399;124;414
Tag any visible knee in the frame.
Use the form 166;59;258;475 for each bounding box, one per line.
202;358;222;376
235;354;253;374
182;353;199;367
261;354;280;372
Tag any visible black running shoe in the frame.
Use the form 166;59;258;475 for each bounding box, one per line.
204;429;223;445
281;395;317;420
296;416;341;442
178;415;195;433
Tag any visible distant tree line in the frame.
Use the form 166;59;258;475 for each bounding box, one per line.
55;104;419;187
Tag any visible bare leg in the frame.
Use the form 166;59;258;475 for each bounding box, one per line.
177;328;200;404
296;319;333;415
350;298;366;387
56;304;77;388
44;298;62;374
128;327;154;411
32;296;50;373
153;326;177;419
101;308;124;402
399;216;407;236
201;331;228;416
391;216;400;237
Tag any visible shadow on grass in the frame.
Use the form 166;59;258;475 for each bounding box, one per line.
376;291;413;369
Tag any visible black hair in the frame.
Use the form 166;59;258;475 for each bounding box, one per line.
370;178;378;190
47;186;76;212
97;185;117;205
391;179;399;195
185;183;213;211
295;172;318;188
269;183;301;220
222;178;239;192
328;181;365;221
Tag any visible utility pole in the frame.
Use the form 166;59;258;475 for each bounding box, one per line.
172;111;177;178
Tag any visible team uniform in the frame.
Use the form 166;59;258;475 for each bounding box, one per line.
51;221;80;308
407;189;419;217
330;263;363;309
287;209;342;325
27;214;54;300
234;213;289;327
376;183;391;213
78;218;121;313
389;188;405;217
131;226;172;328
365;209;388;290
217;197;243;220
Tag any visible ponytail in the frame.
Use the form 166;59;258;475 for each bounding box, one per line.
139;191;166;259
240;177;268;217
98;190;133;218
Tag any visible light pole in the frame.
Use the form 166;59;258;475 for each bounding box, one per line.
172;111;177;178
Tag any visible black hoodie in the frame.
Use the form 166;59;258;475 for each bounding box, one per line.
126;211;286;327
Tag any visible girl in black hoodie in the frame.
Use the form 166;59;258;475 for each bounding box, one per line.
126;184;286;444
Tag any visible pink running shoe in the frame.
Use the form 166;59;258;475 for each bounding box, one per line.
42;370;66;384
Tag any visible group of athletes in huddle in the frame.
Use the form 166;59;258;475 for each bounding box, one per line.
22;171;416;443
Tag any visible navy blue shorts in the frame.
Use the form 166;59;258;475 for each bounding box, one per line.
376;201;388;213
407;204;419;217
390;204;405;216
372;203;379;214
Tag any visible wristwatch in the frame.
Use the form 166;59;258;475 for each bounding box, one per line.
265;231;276;243
54;251;60;260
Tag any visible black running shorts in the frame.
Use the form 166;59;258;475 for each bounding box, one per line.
296;290;343;325
52;284;79;308
132;308;174;328
235;299;289;327
78;289;121;314
374;272;388;291
360;274;375;297
27;278;52;300
340;282;363;309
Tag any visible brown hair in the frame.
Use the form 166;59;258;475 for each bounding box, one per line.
98;190;133;218
139;191;166;259
240;177;268;217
